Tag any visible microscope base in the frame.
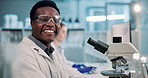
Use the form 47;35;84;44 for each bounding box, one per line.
101;70;130;78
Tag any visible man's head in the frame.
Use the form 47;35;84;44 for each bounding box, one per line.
30;0;61;46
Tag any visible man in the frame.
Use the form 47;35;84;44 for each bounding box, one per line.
14;0;89;78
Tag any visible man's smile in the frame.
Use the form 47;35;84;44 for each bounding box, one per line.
44;30;54;33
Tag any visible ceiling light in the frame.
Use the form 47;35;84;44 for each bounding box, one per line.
133;3;141;12
86;14;125;22
86;16;106;22
107;14;125;20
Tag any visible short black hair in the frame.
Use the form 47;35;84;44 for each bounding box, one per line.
30;0;60;20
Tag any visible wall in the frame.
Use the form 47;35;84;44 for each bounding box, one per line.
0;1;36;27
140;0;148;58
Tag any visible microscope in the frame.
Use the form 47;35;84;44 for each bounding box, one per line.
87;37;146;78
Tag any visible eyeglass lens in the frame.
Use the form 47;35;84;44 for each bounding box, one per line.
36;15;61;24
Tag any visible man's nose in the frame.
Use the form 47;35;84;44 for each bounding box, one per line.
46;19;55;27
47;18;55;24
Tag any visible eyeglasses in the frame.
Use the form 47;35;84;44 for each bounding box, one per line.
32;15;61;24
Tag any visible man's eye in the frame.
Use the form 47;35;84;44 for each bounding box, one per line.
54;19;58;23
39;18;48;22
54;19;60;23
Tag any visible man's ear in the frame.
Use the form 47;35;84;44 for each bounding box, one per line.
30;21;33;25
30;21;34;28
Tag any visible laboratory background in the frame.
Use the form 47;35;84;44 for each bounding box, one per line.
0;0;148;78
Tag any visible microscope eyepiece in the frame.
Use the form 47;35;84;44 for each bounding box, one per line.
87;38;109;54
87;38;97;47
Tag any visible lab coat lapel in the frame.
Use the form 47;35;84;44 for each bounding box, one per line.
33;48;60;78
33;47;52;61
24;37;52;61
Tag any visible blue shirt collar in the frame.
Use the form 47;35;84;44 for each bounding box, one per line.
28;35;54;56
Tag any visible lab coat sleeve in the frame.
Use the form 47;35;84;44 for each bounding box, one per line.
64;65;89;78
13;48;47;78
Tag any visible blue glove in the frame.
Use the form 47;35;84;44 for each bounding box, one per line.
72;64;86;68
72;64;97;74
77;66;97;74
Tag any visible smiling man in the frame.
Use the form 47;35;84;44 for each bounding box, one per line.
13;0;89;78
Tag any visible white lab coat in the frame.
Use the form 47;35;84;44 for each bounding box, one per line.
13;37;88;78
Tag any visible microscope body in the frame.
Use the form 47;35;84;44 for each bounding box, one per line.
87;38;146;78
103;42;144;78
107;42;139;61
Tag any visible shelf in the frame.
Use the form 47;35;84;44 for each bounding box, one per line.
67;28;84;31
24;29;32;31
1;28;32;31
2;28;23;31
0;28;32;43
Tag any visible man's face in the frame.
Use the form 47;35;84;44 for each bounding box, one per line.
31;7;61;45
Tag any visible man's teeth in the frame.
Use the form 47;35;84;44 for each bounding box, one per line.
44;30;54;33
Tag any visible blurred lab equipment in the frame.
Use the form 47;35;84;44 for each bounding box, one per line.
87;38;147;78
3;14;19;28
24;17;31;29
73;17;80;28
3;14;30;29
67;18;73;29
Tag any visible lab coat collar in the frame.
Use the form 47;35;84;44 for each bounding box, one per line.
28;35;55;56
33;47;53;60
23;37;53;61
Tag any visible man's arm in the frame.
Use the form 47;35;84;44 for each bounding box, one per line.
12;48;47;78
